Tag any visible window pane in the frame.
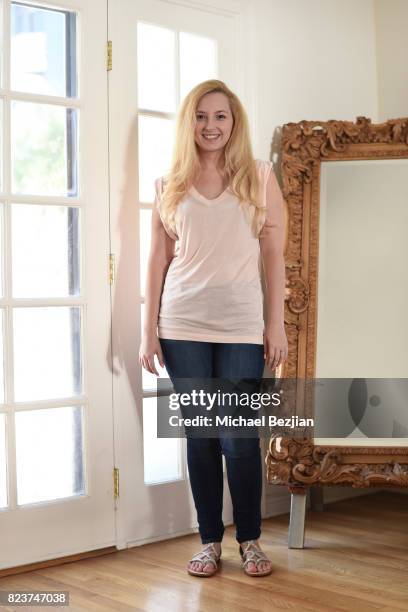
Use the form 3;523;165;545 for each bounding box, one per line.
11;101;78;197
0;413;7;508
13;307;82;402
0;309;4;404
137;22;175;113
15;406;85;505
0;203;4;296
0;101;3;190
139;208;150;297
0;2;3;89
12;204;80;298
11;1;77;97
140;303;169;391
179;32;217;101
143;397;181;484
138;115;174;203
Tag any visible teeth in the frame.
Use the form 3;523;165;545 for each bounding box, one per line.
203;134;219;139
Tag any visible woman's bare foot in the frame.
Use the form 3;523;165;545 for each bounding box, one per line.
187;542;221;576
239;539;272;575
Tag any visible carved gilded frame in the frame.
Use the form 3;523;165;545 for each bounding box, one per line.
266;116;408;491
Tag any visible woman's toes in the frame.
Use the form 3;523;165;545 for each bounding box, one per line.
190;561;202;571
245;559;271;574
189;559;216;573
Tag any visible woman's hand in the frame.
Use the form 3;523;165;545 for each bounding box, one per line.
263;322;288;370
139;332;164;376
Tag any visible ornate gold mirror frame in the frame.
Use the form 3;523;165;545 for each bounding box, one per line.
265;117;408;546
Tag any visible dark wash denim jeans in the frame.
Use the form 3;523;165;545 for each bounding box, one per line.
159;338;265;544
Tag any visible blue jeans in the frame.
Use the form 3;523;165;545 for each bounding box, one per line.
159;338;265;544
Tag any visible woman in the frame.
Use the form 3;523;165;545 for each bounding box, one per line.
139;79;287;577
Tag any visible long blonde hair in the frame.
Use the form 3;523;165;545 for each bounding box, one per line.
159;79;266;238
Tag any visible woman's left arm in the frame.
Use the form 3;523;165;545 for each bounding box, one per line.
259;166;288;370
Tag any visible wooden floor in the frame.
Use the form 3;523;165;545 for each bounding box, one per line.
0;491;407;611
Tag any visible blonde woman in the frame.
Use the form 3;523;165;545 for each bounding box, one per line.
139;79;287;577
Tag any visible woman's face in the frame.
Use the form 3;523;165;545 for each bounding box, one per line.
194;92;234;154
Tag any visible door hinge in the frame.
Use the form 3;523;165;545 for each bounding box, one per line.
109;253;115;285
113;467;119;499
107;40;112;71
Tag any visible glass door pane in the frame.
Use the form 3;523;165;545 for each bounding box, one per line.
11;1;78;97
15;405;85;505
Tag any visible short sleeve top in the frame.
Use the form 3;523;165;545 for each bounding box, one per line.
154;159;273;344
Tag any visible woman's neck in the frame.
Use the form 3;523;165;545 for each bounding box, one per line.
197;149;225;172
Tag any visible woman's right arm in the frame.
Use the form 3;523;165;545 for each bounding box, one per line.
139;197;176;376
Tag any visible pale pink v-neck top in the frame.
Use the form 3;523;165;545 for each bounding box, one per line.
154;159;273;344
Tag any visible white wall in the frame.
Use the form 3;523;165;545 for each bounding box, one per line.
247;0;378;160
374;0;408;121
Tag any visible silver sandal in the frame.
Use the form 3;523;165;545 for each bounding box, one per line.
187;542;222;577
239;540;272;576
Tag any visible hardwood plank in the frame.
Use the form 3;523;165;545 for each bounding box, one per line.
0;491;406;611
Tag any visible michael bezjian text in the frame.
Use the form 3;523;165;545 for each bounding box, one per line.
168;415;314;428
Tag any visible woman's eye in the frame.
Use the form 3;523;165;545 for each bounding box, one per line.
195;114;226;120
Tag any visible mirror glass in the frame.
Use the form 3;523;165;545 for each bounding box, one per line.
314;158;408;446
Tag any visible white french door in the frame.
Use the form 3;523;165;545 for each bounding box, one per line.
108;0;254;546
0;0;115;569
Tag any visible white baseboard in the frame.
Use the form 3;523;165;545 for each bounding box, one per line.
378;487;408;494
126;487;402;549
319;485;384;505
263;485;290;518
263;484;384;519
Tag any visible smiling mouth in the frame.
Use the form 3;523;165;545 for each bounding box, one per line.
202;134;221;140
